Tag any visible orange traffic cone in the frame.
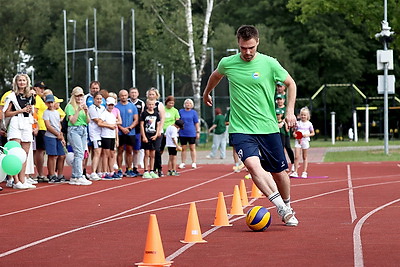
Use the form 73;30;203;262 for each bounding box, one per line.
212;192;232;226
239;179;249;206
250;182;262;198
135;214;173;267
180;202;207;243
230;185;245;215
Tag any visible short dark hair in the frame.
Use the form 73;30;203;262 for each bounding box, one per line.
165;95;175;105
236;25;259;41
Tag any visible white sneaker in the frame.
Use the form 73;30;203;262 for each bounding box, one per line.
277;207;294;224
13;182;28;190
178;163;185;169
89;173;101;181
23;182;36;189
69;178;78;185
75;177;92;186
301;172;308;178
206;155;214;159
26;177;38;185
286;214;299;226
6;179;14;188
191;163;197;169
289;172;298;177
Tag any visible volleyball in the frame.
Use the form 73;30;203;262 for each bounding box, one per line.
246;206;271;231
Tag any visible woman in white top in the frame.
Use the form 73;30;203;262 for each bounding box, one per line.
3;74;36;189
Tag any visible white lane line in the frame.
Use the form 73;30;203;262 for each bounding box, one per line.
0;180;149;218
91;172;234;224
1;178;399;259
353;198;400;267
347;164;357;223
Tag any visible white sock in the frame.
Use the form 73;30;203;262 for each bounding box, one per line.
268;191;286;210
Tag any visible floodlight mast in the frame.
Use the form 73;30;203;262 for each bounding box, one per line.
375;0;395;155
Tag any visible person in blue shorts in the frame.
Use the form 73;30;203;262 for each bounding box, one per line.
203;25;298;226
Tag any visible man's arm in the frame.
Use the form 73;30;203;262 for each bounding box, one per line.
283;74;297;128
202;70;224;107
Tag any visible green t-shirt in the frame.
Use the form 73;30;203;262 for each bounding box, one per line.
65;104;88;126
163;107;180;131
213;114;226;135
217;53;288;134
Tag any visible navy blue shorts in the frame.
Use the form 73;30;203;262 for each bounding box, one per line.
44;136;65;156
230;133;288;173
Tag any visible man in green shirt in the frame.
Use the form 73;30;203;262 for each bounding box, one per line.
203;25;298;226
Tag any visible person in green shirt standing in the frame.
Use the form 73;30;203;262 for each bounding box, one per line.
207;107;227;159
65;86;92;186
203;25;298;226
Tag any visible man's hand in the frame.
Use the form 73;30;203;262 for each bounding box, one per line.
203;94;213;107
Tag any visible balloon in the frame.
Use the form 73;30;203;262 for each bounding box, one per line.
3;141;22;153
66;152;74;166
7;147;27;163
0;154;7;182
2;154;22;175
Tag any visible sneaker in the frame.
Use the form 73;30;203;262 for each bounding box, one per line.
191;163;197;169
301;172;308;178
132;168;141;176
69;178;78;185
37;175;49;183
286;214;299;226
89;172;101;181
112;172;122;180
206;155;214;159
277;207;294;224
75;177;92;185
178;163;185;169
289;172;298;177
117;169;124;178
0;186;2;191
149;171;159;178
58;176;67;183
48;175;58;184
125;169;137;177
171;170;180;176
13;182;28;190
167;170;172;176
157;171;164;177
26;177;38;185
142;171;152;179
23;182;36;189
6;178;14;188
102;173;115;180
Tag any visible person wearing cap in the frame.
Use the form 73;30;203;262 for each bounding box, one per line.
275;94;295;173
165;119;184;176
98;96;122;180
276;81;287;98
64;86;92;185
43;94;66;183
203;25;298;226
33;81;50;182
115;89;138;177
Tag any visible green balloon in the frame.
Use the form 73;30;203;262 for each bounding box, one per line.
2;154;22;175
4;141;21;154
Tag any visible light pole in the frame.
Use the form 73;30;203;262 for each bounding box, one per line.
88;58;93;86
226;48;238;54
68;19;76;86
207;47;215;121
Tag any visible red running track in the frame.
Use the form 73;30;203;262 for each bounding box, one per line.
0;161;399;266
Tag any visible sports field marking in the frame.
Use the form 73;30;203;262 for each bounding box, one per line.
1;170;399;260
353;198;400;267
0;180;149;218
347;165;357;223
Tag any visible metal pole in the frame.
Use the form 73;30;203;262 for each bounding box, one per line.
161;64;165;102
93;8;99;81
121;17;125;89
331;112;336;145
207;47;215;122
63;10;69;101
85;18;89;91
156;62;160;90
131;9;136;87
88;58;93;84
365;104;369;142
171;71;175;96
353;110;358;142
68;20;76;86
